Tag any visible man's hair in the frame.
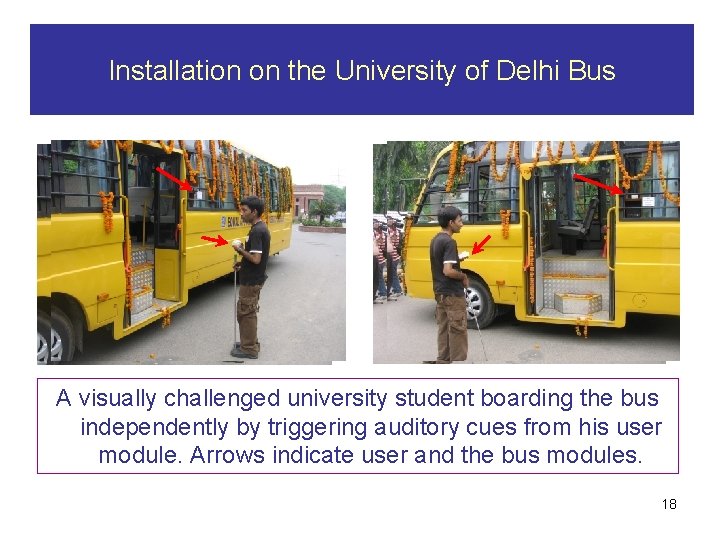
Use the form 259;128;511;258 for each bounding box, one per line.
241;196;265;217
438;206;462;228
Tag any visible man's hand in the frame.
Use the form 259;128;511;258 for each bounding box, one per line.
233;261;242;271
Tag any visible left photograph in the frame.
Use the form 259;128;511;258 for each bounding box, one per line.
37;140;346;365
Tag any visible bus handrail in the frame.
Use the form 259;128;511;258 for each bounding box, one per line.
606;206;616;272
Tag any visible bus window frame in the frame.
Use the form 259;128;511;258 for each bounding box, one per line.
49;140;120;214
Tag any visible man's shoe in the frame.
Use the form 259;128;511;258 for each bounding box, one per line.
230;347;258;359
422;360;452;364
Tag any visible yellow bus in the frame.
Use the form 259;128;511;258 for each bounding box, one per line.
403;141;679;330
37;140;294;363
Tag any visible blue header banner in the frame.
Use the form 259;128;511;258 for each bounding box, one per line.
31;24;693;115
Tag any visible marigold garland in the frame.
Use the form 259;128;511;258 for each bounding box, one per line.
178;140;198;185
241;155;250;197
570;141;601;165
231;150;242;208
528;227;535;305
208;140;219;201
459;141;492;180
575;317;590;338
545;141;565;165
613;141;655;190
161;307;171;328
158;140;175;154
445;141;462;192
87;140;102;150
490;142;514;181
117;140;133;153
98;191;114;233
500;209;511;239
656;144;681;206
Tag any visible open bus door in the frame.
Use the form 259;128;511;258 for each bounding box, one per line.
524;158;616;324
121;143;184;328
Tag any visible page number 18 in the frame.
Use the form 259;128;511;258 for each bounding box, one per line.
663;499;677;510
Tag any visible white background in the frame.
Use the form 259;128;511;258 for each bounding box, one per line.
3;2;715;538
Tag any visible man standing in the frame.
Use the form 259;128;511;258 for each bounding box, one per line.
373;219;388;302
231;196;270;360
425;206;468;364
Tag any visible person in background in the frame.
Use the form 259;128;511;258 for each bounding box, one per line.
373;219;388;302
385;216;403;298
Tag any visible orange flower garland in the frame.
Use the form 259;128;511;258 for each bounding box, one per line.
117;140;133;153
545;141;565;165
161;307;171;328
570;141;601;165
208;140;219;201
656;144;681;206
446;141;462;192
87;140;102;150
178;140;198;185
500;209;511;239
460;141;492;179
98;191;114;233
613;141;655;190
158;140;175;154
490;142;514;181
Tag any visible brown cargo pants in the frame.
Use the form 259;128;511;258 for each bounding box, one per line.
435;294;468;362
237;284;263;355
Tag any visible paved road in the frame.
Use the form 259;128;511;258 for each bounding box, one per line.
76;225;345;365
374;296;679;364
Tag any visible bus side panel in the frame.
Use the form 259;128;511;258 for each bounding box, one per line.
48;213;126;331
268;212;293;255
405;224;525;305
37;218;52;298
184;211;249;289
615;221;680;316
183;211;293;290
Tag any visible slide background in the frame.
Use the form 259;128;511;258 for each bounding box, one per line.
4;2;715;538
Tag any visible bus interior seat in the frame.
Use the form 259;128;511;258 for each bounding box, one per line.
558;197;599;255
158;190;176;222
128;186;154;220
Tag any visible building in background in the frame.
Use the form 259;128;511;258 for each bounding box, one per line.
293;184;324;217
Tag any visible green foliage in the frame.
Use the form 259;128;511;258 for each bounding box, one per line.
309;199;338;224
323;185;346;210
373;141;451;213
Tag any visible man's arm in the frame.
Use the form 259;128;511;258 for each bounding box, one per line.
234;245;261;265
443;263;469;288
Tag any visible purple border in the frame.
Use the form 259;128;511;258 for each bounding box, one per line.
37;377;680;475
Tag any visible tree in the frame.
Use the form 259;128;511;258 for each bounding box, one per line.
309;199;338;224
323;185;346;211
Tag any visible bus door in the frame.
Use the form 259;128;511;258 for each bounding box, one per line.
528;159;615;322
122;143;183;327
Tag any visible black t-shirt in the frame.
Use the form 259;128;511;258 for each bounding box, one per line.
430;231;464;296
238;220;271;285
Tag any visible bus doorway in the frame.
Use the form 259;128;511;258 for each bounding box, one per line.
526;158;616;323
123;143;183;328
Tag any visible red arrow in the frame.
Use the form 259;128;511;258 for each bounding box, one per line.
573;173;622;195
155;166;192;191
472;235;492;255
200;235;228;247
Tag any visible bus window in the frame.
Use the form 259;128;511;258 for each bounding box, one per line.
51;140;118;212
417;170;470;223
476;165;519;223
620;143;680;220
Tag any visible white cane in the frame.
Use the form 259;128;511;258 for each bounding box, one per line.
231;239;242;354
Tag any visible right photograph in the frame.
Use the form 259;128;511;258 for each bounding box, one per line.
373;141;680;364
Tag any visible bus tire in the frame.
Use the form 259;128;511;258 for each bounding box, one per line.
465;276;496;329
51;308;75;363
37;312;53;364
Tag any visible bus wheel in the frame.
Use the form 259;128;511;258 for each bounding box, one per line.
45;309;75;363
37;312;53;364
465;277;496;329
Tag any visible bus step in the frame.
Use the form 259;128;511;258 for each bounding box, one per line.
131;287;154;315
130;264;154;290
554;293;602;315
131;247;155;266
